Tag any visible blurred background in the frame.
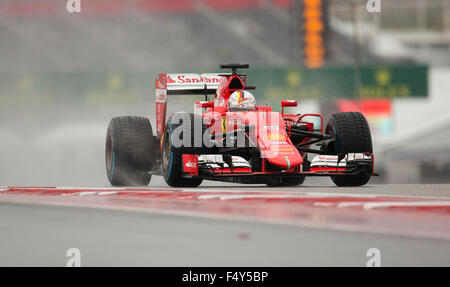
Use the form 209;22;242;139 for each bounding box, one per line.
0;0;449;186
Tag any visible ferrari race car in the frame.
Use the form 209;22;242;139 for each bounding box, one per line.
105;64;375;187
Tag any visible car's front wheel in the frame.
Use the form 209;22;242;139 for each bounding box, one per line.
162;113;204;187
105;116;155;186
326;112;373;187
265;176;305;187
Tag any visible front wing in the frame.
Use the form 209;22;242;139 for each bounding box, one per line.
183;153;376;183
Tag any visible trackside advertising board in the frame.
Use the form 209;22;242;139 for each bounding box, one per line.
248;66;428;102
0;65;427;106
247;65;428;102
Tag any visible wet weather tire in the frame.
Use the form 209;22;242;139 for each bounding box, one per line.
106;116;155;186
326;112;373;187
265;176;305;187
162;113;204;187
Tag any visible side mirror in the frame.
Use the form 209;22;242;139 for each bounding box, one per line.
196;101;214;108
281;100;298;115
298;114;323;133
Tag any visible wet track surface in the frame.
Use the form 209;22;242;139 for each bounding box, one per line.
0;184;449;266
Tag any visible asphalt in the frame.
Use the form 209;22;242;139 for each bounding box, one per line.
156;177;450;198
0;184;450;267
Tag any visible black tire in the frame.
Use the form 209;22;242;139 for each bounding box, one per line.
106;116;155;186
326;112;372;187
265;176;305;187
162;113;204;187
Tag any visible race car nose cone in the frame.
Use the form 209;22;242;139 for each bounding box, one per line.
263;146;303;170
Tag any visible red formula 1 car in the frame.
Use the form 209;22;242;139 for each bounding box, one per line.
105;64;375;187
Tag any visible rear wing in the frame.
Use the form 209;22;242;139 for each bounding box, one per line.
155;73;225;135
165;73;224;95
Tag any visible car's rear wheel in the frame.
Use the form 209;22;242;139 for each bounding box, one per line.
326;112;373;187
106;116;155;186
162;113;204;187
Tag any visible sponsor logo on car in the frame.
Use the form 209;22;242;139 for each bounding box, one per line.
185;161;197;168
167;74;222;85
266;133;286;140
156;89;167;102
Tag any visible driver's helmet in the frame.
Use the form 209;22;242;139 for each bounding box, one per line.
228;90;256;111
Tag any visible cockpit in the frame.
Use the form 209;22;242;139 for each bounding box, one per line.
227;90;256;111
